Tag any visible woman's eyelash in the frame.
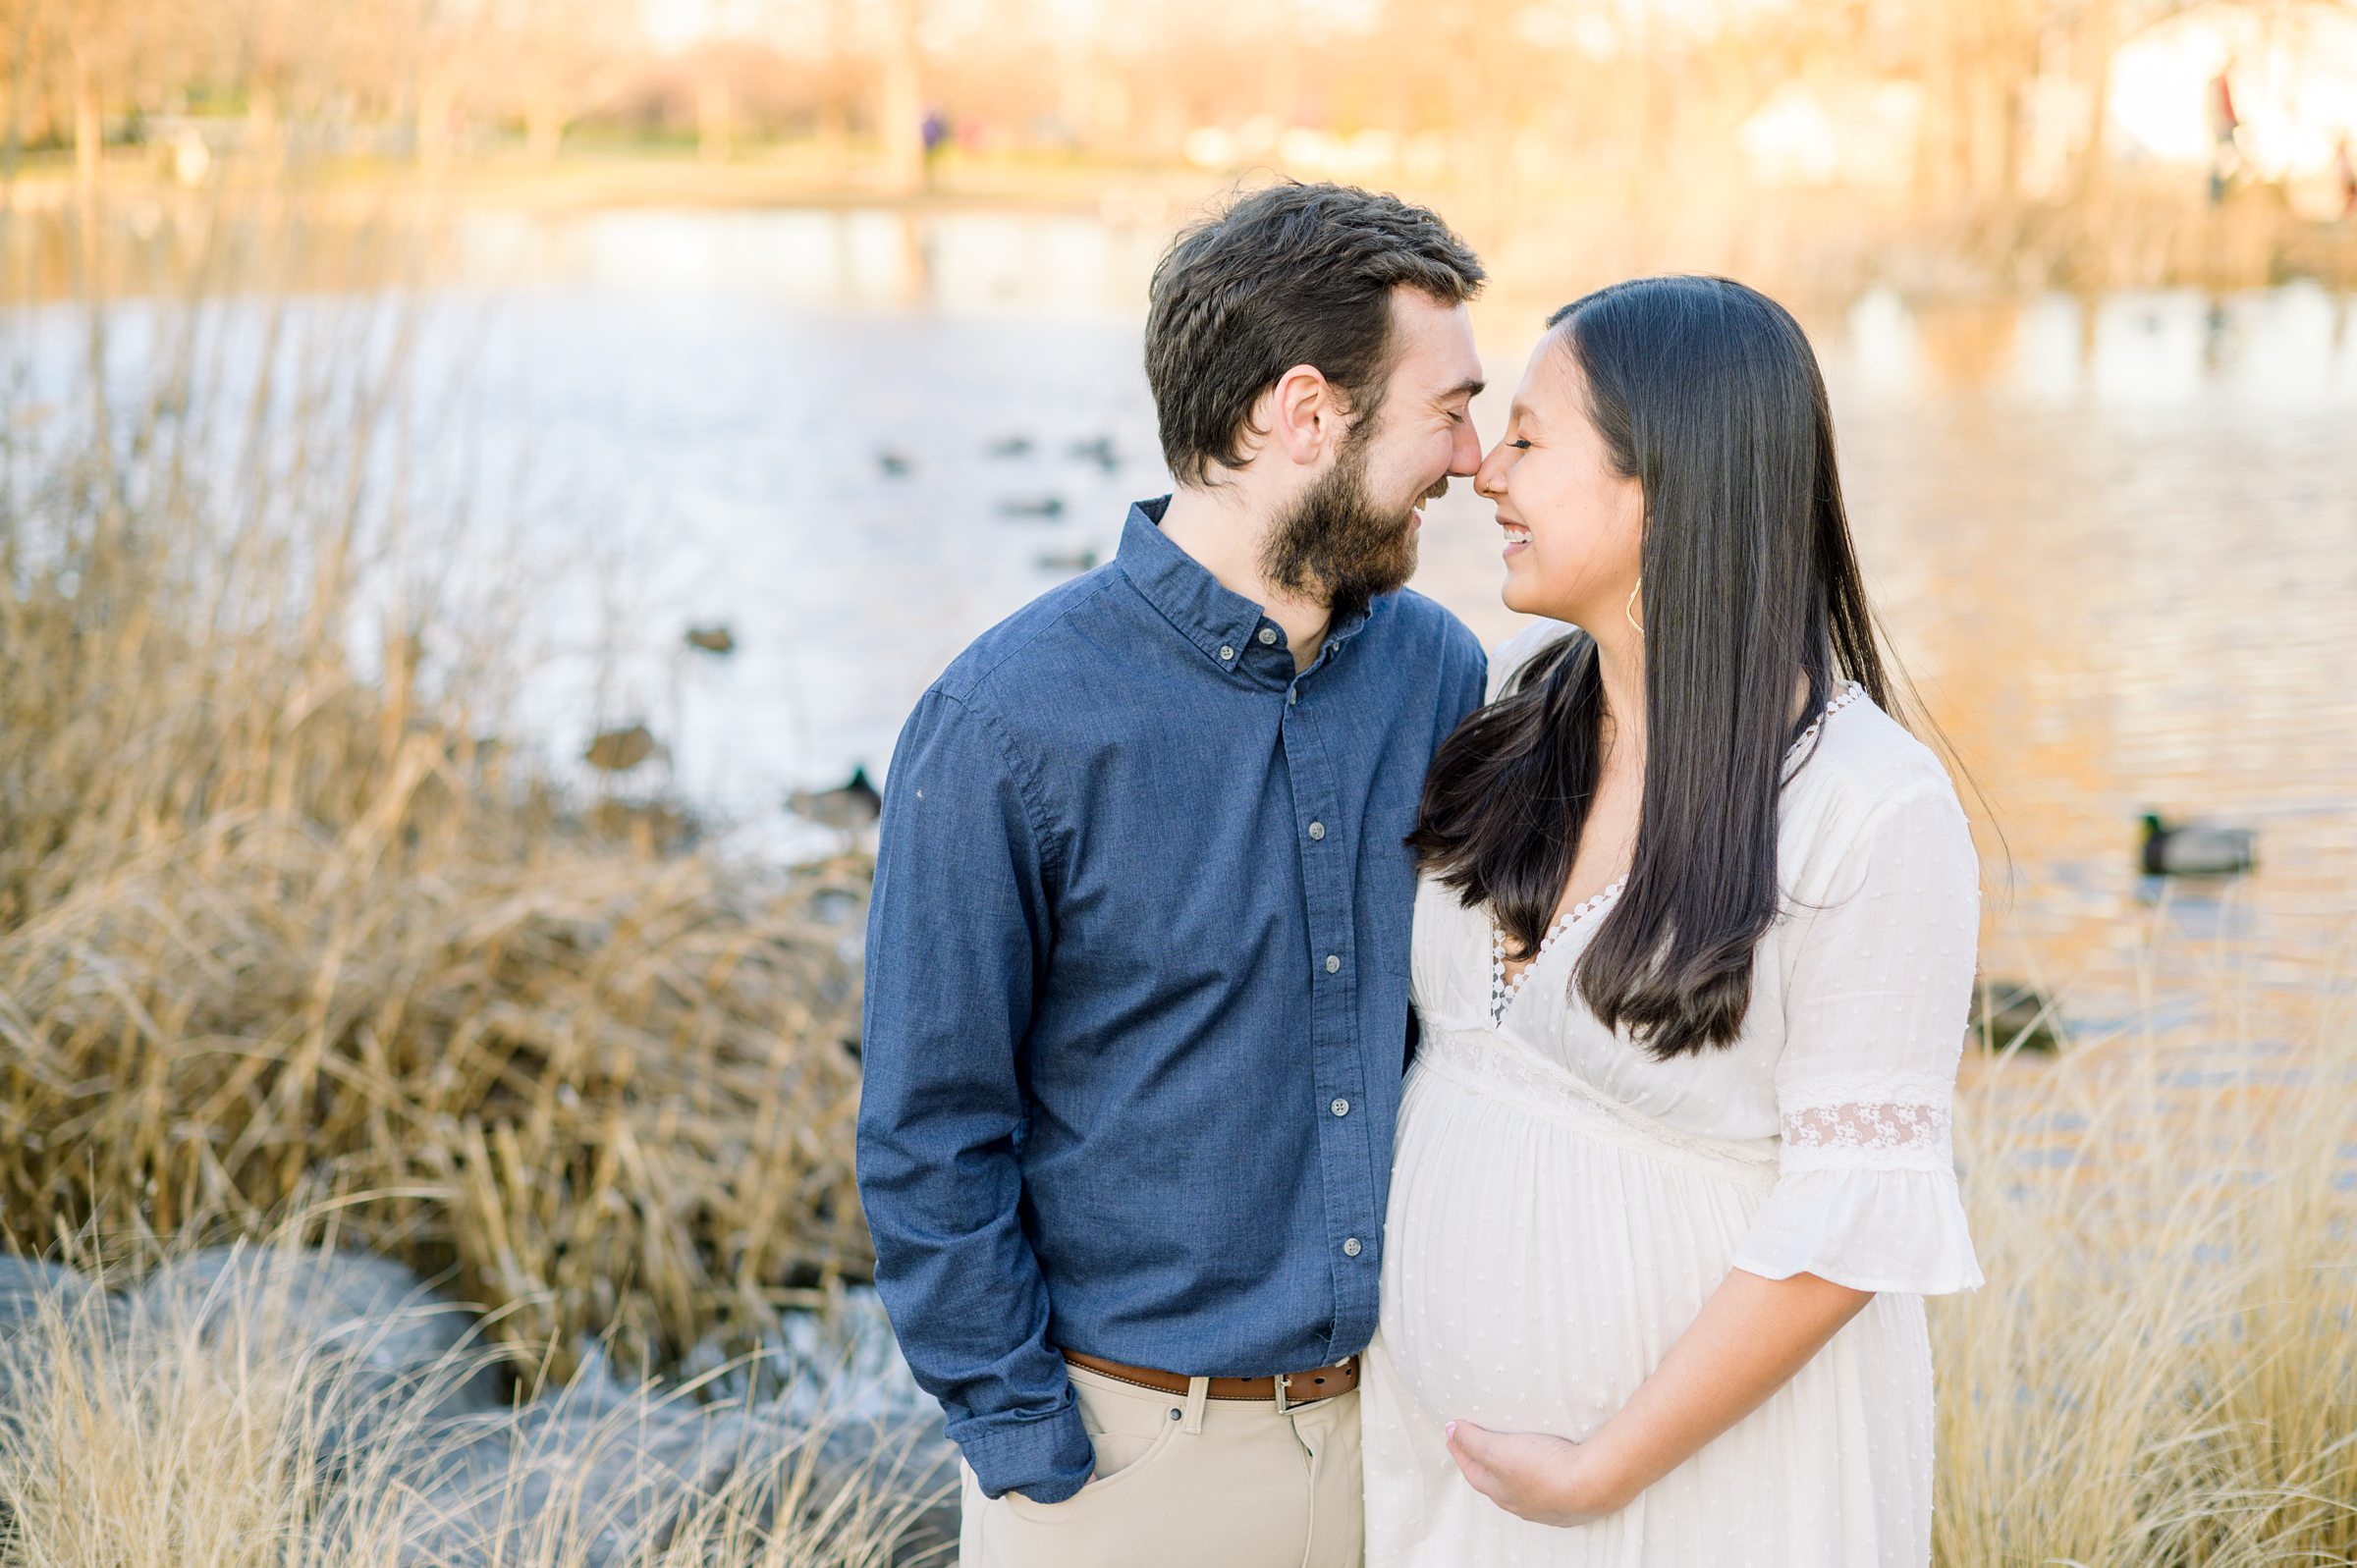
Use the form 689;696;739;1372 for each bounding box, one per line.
1507;438;1532;450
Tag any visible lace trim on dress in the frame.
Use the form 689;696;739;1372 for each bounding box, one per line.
1777;1074;1955;1174
1487;876;1626;1027
1485;679;1867;1030
1779;679;1864;784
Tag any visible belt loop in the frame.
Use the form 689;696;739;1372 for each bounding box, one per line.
1181;1375;1210;1434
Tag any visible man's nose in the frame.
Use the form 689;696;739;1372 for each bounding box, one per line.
1450;417;1483;476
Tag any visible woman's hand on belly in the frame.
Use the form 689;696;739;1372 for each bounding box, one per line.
1440;1269;1875;1526
1440;1423;1635;1526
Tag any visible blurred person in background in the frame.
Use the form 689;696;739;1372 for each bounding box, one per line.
857;181;1491;1567
1362;276;1984;1566
2209;54;2244;205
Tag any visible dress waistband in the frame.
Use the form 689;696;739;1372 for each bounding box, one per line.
1418;1025;1780;1190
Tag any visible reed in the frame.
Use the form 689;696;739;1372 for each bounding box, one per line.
0;1228;947;1567
0;171;872;1384
1934;971;2357;1565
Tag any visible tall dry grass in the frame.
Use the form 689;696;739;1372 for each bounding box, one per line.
0;168;873;1384
0;1229;946;1567
1935;965;2357;1565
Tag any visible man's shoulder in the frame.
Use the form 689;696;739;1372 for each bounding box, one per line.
1370;586;1483;666
932;564;1127;712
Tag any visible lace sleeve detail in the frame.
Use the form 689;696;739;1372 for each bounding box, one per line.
1737;1070;1982;1294
1777;1074;1955;1174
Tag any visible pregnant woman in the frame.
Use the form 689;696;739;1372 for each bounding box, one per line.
1360;276;1984;1566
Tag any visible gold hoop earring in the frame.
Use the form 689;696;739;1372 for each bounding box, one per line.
1624;578;1643;637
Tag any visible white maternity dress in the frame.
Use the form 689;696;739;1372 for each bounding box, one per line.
1361;622;1985;1568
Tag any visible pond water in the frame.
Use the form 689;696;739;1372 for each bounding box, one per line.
10;202;2355;1033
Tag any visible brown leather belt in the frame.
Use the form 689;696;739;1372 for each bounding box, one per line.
1062;1348;1359;1412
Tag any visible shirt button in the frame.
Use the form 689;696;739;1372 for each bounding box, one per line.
1218;645;1234;662
1287;688;1297;706
1343;1237;1362;1258
1331;1098;1350;1117
1307;821;1326;840
1257;626;1278;645
1324;954;1342;974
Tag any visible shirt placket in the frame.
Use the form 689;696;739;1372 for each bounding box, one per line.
1279;660;1381;1357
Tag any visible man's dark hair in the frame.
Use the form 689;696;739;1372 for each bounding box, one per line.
1144;182;1485;487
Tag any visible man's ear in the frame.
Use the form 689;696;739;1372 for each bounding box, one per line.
1267;362;1340;467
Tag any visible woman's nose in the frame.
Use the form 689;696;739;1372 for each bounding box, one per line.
1474;443;1507;498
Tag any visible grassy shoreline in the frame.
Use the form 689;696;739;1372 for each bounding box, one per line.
9;141;2354;306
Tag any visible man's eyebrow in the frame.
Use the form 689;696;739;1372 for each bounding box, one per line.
1434;376;1486;405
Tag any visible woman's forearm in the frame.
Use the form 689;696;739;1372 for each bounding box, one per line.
1444;1268;1875;1524
1585;1269;1873;1503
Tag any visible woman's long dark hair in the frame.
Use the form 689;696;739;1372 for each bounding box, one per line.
1409;275;1893;1060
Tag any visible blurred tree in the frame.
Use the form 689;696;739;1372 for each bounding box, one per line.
407;0;494;169
806;0;855;166
8;0;2351;281
485;0;634;161
686;0;761;165
877;0;921;190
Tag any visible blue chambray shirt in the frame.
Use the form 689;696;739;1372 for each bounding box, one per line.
855;497;1486;1503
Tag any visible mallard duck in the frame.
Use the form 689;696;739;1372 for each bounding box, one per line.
2139;813;2256;878
998;494;1066;519
1035;547;1099;573
1068;434;1119;471
685;623;736;656
788;767;882;831
986;434;1034;459
584;723;660;774
1970;978;2060;1053
876;448;915;478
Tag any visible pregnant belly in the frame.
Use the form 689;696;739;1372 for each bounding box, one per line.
1378;1056;1772;1438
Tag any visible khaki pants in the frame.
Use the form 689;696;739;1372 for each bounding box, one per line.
958;1363;1364;1568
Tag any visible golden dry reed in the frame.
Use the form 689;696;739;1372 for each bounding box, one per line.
0;178;873;1384
1935;973;2357;1564
0;1226;949;1567
0;548;875;1376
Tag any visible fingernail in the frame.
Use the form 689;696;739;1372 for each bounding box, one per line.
1444;1421;1457;1438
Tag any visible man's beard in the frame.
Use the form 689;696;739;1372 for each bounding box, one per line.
1260;437;1428;627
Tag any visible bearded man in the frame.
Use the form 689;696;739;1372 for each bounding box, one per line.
855;181;1490;1568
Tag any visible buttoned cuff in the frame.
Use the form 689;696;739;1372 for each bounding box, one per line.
950;1394;1095;1504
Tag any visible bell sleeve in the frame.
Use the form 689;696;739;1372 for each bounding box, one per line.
1729;778;1986;1295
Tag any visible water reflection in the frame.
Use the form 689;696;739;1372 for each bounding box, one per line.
449;205;1177;317
5;204;2350;1034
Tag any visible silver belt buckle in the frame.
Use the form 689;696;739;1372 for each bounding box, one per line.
1273;1371;1293;1415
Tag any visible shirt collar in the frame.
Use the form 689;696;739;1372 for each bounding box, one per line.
1117;495;1377;676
